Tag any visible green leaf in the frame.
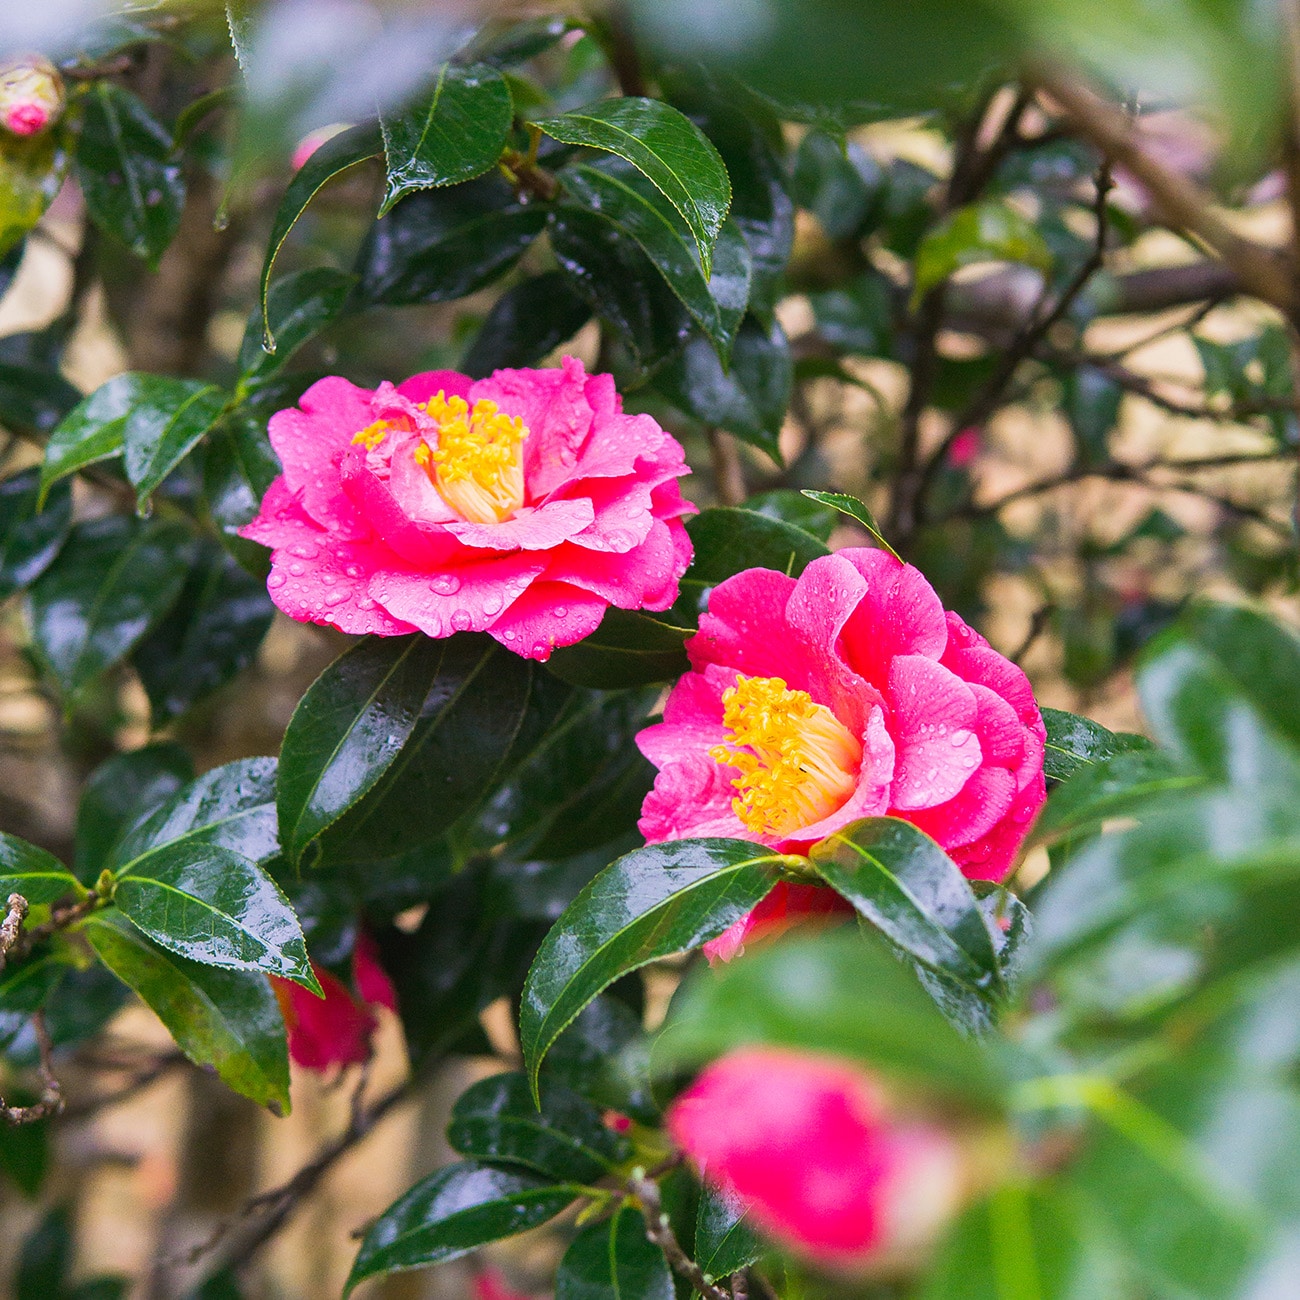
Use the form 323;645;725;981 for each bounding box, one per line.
203;411;281;561
544;995;657;1123
113;842;316;988
107;757;279;876
346;1162;578;1292
84;912;290;1114
657;930;1004;1103
520;838;786;1093
556;1203;674;1300
546;608;689;689
744;489;837;541
27;516;195;695
1040;707;1151;783
259;122;383;349
810;817;1005;998
695;1186;762;1281
448;1071;630;1183
0;470;71;601
913;200;1052;305
0;361;80;438
281;635;491;867
0;1092;49;1196
238;266;355;380
0;128;73;259
121;381;227;512
535;96;731;275
39;376;134;504
353;176;546;307
800;489;900;560
461;270;592;379
379;62;513;213
652;313;792;459
560;159;749;360
131;540;275;726
0;954;65;1052
0;833;81;906
76;83;184;266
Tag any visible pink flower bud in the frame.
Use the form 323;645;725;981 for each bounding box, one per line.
667;1048;963;1270
948;427;982;468
291;123;349;171
0;56;65;138
472;1267;536;1300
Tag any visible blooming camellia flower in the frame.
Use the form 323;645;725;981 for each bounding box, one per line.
667;1048;963;1267
0;56;65;137
241;358;693;660
272;932;397;1073
637;547;1045;958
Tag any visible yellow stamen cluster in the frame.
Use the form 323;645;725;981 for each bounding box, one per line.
417;392;529;525
351;419;398;450
709;675;861;837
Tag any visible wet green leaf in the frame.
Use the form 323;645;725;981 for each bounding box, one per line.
0;470;71;601
556;1203;674;1300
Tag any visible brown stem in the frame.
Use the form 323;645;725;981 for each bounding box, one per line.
628;1168;729;1300
2;1011;64;1125
0;892;28;972
598;2;649;98
12;890;102;963
708;428;748;505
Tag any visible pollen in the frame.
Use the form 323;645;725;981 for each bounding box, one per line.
417;392;529;525
351;419;395;450
709;675;861;837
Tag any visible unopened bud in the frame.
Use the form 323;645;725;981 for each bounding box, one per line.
0;56;65;138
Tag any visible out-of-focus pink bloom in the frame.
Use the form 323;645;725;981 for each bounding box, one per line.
273;933;397;1073
473;1268;538;1300
947;427;981;468
603;1109;633;1134
291;123;349;171
0;56;64;137
667;1048;962;1268
240;359;694;660
700;881;853;964
637;548;1045;959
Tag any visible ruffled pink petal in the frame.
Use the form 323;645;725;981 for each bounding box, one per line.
691;569;798;675
340;446;463;567
396;369;472;406
638;751;748;844
949;768;1045;881
273;966;375;1072
905;765;1017;857
366;552;546;639
381;429;462;526
352;931;398;1013
839;549;949;689
539;523;683;613
651;476;695;522
239;476;320;550
484;582;607;659
886;656;981;811
967;682;1025;768
561;475;658;552
445;498;596;551
703;882;855;963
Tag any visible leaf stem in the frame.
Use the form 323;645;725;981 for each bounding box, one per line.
628;1166;730;1300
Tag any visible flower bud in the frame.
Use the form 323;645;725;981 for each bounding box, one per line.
0;56;65;138
667;1048;965;1271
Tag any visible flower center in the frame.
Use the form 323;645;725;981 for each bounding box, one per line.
709;675;862;837
416;392;528;524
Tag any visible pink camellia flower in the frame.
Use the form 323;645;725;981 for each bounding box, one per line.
0;56;64;137
667;1048;963;1267
637;547;1045;959
272;932;397;1073
947;426;981;468
240;358;693;660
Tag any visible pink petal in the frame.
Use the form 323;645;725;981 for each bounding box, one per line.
691;568;800;677
396;369;472;406
367;552;546;639
540;522;684;612
905;766;1017;856
638;751;748;844
339;446;462;567
886;656;981;810
273;966;374;1072
352;931;398;1013
484;582;607;659
445;498;596;551
703;882;855;963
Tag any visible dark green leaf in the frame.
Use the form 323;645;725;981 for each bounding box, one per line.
545;609;690;690
379;63;513;212
0;362;81;437
652;313;791;458
0;832;82;905
1040;707;1151;783
810;816;1004;997
448;1071;629;1182
39;375;135;502
114;842;315;987
461;271;592;378
347;1162;578;1291
743;489;837;541
16;1206;73;1300
535;97;731;274
0;1094;49;1196
695;1186;762;1281
0;954;65;1053
122;381;227;511
520;838;786;1092
203;412;281;563
76;83;184;266
791;130;882;240
353;176;546;307
800;489;900;559
131;539;275;725
27;515;195;695
545;995;657;1123
556;1203;674;1300
913;201;1051;305
0;470;71;600
84;912;290;1114
259;122;383;348
238;266;355;380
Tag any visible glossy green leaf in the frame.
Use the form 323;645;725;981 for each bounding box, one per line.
657;930;1004;1102
520;838;786;1092
745;488;837;541
653;313;791;458
259;122;382;349
556;1203;674;1300
39;375;134;503
131;540;275;726
238;266;354;380
379;62;513;212
346;1162;578;1292
84;912;290;1114
1040;707;1152;782
810;817;1004;997
695;1186;762;1281
107;757;279;876
546;608;690;689
561;159;749;360
353;176;546;307
0;954;65;1053
801;489;900;559
0;470;70;601
461;270;592;378
113;842;316;987
27;516;195;695
0;833;81;906
544;995;657;1123
122;381;227;511
76;83;184;266
913;200;1051;305
535;96;731;274
0;360;81;439
448;1071;630;1183
203;411;281;562
277;635;451;867
0;129;72;259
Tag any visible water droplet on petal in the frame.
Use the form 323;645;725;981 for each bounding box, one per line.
267;572;286;589
451;609;473;632
503;629;516;640
950;729;972;747
483;594;503;616
345;565;361;578
324;589;348;606
430;573;461;595
287;562;306;576
357;597;376;610
288;543;318;559
531;641;549;658
554;606;568;618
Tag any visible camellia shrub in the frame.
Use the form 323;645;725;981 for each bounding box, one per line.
0;1;1299;1297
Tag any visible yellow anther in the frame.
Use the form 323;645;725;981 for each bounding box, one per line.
709;675;861;837
351;419;394;451
417;391;529;524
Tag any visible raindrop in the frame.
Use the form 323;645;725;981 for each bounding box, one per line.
607;528;634;550
345;565;362;578
324;589;348;606
950;729;972;747
531;642;549;658
483;594;503;616
267;573;286;589
288;543;318;559
451;609;473;632
554;606;568;618
357;597;376;611
430;573;461;595
503;630;516;640
287;562;306;576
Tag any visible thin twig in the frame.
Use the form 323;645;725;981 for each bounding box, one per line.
2;1011;64;1125
0;893;28;973
708;428;748;505
1011;605;1056;665
62;1051;188;1122
628;1168;729;1300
